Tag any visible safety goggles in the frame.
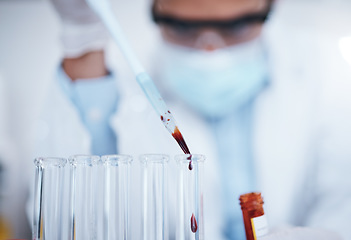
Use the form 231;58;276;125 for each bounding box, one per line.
152;4;272;48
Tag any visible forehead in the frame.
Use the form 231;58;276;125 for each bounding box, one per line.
154;0;268;20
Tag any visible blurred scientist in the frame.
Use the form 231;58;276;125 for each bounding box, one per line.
33;0;351;239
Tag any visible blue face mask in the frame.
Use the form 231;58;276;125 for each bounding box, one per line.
158;39;269;118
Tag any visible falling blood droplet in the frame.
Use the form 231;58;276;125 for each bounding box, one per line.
191;213;198;233
188;161;193;170
160;115;164;121
187;154;193;170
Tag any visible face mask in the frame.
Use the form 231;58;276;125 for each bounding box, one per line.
157;39;269;118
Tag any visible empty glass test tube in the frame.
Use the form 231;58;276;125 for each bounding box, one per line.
33;157;67;240
101;154;132;240
68;155;101;240
176;154;205;240
140;154;169;240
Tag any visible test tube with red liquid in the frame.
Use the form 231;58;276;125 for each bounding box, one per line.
175;154;205;240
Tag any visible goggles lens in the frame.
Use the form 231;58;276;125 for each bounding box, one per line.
152;5;271;47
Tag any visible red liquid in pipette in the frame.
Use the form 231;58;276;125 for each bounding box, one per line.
171;126;193;170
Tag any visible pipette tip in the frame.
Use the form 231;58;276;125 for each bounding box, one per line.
172;126;190;154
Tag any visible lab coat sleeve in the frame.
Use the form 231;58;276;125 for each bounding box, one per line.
305;80;351;239
34;67;92;157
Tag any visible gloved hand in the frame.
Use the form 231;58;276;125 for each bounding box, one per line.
261;227;342;240
50;0;109;58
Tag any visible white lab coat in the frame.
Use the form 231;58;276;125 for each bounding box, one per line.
33;12;351;240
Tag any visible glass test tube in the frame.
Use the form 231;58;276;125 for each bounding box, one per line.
33;157;67;240
68;155;101;240
101;155;132;240
176;154;205;240
140;154;169;240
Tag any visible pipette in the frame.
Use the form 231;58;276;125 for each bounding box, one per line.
85;0;191;155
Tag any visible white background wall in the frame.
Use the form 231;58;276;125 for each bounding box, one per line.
0;0;350;238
